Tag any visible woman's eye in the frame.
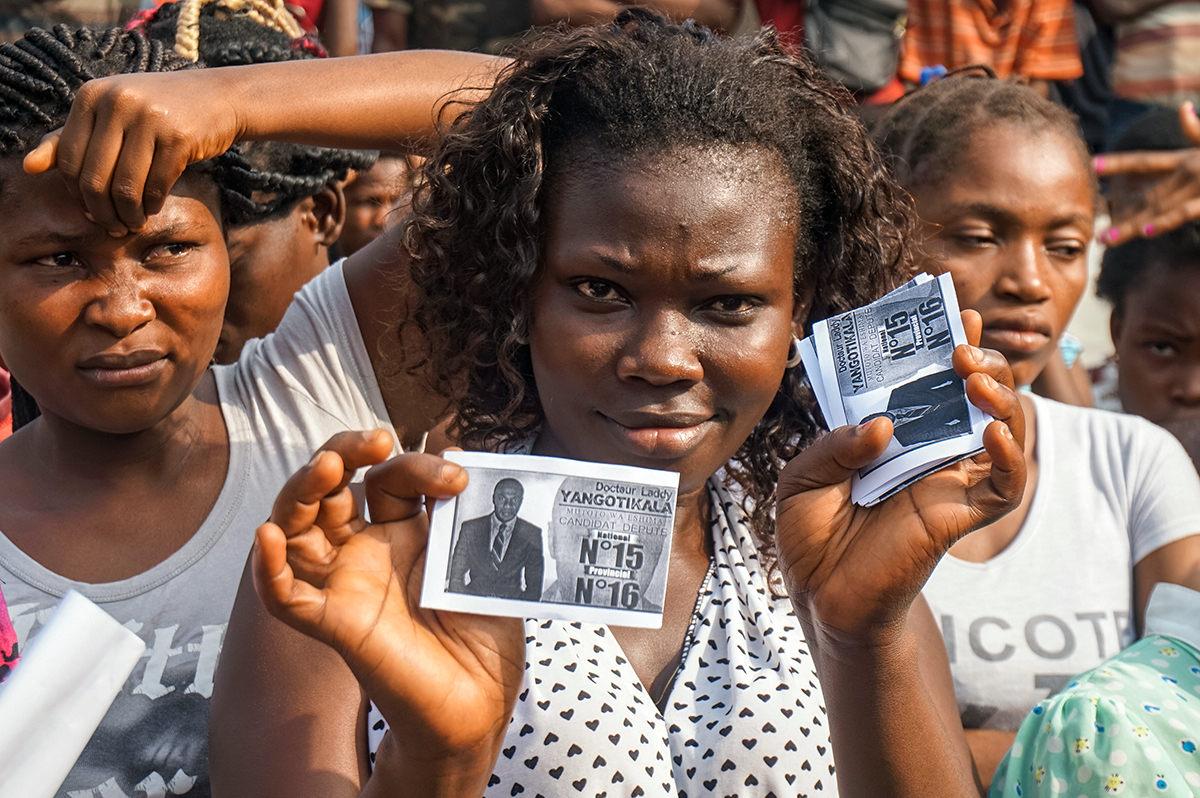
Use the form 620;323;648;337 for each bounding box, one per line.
33;252;82;269
574;279;621;301
1148;341;1178;357
154;243;194;258
954;232;995;248
707;295;757;314
1048;242;1086;259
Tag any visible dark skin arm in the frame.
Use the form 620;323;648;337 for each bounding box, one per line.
965;730;1014;791
775;321;1025;797
224;430;525;797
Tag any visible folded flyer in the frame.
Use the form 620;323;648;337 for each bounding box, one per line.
800;272;991;505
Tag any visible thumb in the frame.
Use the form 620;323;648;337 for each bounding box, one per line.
23;130;60;174
777;417;893;502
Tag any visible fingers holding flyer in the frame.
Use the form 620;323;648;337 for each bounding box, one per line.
422;452;679;628
800;272;994;505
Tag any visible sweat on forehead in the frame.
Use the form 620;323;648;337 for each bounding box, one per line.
544;142;801;224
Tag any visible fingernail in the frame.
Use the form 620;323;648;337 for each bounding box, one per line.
1188;101;1197;119
308;451;324;468
857;419;875;436
1101;228;1119;245
84;212;95;223
440;463;463;482
970;345;985;363
1093;155;1106;172
1001;424;1014;440
1143;223;1156;237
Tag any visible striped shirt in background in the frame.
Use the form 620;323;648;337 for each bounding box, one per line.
899;0;1083;82
1112;1;1200;106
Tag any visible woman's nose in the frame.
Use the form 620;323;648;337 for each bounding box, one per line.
616;312;704;386
995;240;1052;303
83;273;155;337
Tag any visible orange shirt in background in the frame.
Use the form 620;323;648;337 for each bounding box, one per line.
899;0;1083;83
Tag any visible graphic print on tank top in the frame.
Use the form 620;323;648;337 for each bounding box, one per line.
369;480;838;796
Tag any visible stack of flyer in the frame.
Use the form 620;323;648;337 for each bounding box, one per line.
799;272;992;506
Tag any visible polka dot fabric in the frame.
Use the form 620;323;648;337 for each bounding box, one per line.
369;479;837;796
989;634;1200;797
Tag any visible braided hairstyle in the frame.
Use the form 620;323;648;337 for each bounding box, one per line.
136;0;376;224
873;67;1096;199
0;25;191;159
404;10;914;558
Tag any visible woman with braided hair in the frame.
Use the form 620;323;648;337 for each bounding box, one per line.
8;11;1028;797
0;22;487;796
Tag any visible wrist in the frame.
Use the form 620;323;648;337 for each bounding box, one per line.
788;585;914;659
367;731;501;798
806;619;918;674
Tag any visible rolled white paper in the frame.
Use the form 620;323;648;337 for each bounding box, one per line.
0;590;146;798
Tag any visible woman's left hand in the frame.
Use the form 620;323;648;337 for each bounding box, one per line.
775;310;1026;649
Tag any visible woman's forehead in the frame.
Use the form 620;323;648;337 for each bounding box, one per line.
0;160;222;238
552;142;794;195
545;145;799;237
540;157;800;293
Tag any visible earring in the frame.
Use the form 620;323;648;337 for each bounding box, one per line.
785;336;803;369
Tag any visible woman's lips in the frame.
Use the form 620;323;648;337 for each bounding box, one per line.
77;356;168;387
982;324;1052;355
599;413;711;458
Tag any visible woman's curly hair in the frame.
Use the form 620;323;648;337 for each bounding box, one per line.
405;10;915;557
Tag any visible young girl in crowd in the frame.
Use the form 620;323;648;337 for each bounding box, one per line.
1096;223;1200;467
874;73;1200;788
0;20;486;796
331;151;421;260
37;12;1033;796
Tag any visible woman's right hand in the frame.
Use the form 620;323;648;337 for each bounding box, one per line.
252;429;525;791
23;69;245;236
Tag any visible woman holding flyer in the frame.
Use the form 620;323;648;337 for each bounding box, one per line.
874;71;1200;788
40;13;1024;796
